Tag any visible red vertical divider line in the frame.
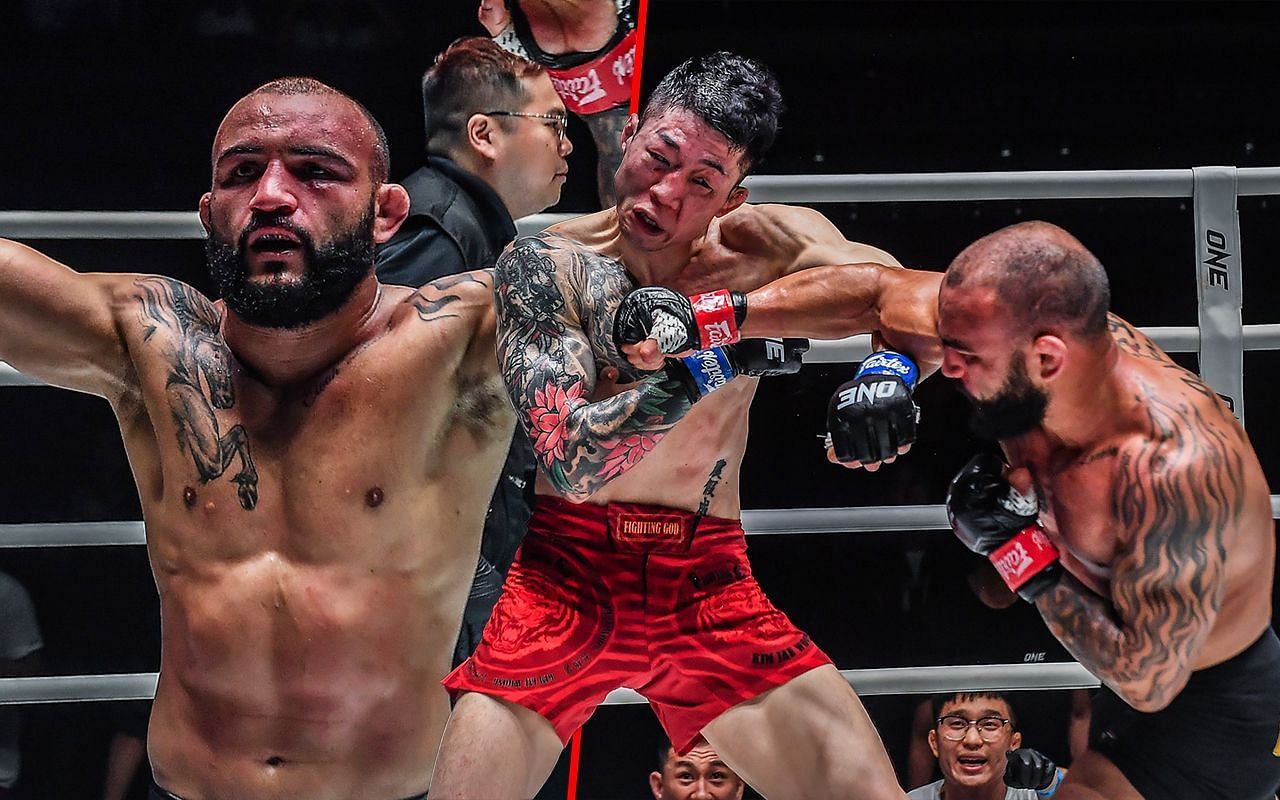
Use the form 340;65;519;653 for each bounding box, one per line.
566;726;583;800
629;0;650;115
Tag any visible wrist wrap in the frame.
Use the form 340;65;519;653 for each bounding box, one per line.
689;289;745;349
855;350;919;390
990;526;1059;592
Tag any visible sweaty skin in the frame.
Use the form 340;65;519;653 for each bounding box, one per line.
937;224;1276;798
1021;317;1271;704
499;198;920;509
432;106;932;800
0;91;512;800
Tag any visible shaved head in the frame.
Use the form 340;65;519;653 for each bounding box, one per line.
223;77;390;183
945;220;1110;340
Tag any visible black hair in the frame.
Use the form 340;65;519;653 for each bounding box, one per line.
639;51;784;175
422;36;546;156
930;691;1018;730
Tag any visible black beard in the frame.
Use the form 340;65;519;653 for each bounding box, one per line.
206;206;376;329
966;357;1049;441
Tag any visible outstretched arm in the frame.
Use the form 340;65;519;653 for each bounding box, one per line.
495;234;695;501
739;262;944;374
1034;401;1241;712
0;239;132;398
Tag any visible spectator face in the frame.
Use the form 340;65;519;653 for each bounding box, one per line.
492;73;573;218
929;695;1022;790
649;743;745;800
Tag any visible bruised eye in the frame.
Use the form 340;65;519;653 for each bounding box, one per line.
648;150;670;166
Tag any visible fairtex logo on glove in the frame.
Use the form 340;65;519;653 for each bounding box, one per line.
680;348;734;395
689;289;740;348
855;351;919;390
990;527;1058;591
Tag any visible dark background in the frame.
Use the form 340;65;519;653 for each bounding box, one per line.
1;1;1279;798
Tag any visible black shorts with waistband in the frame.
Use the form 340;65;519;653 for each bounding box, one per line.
1089;625;1280;800
151;783;429;800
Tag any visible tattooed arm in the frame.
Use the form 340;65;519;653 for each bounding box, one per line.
581;106;627;207
1035;408;1242;712
495;234;695;501
0;239;133;397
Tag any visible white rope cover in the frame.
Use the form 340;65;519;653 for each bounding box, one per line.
4;166;1280;241
6;499;1280;548
0;662;1099;706
7;323;1280;388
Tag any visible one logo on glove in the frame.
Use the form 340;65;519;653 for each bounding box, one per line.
835;380;899;409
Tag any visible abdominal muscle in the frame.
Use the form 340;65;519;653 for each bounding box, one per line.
148;553;453;797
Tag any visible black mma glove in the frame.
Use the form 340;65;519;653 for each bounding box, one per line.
664;338;809;404
614;286;748;354
947;453;1061;602
827;351;920;465
1004;747;1060;793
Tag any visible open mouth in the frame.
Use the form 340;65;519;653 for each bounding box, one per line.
956;755;988;771
248;231;302;255
632;207;663;236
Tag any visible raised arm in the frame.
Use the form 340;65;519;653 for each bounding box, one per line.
495;234;695;501
0;239;132;398
1035;417;1241;712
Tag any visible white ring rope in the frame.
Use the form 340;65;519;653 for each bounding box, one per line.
6;499;1280;549
0;662;1100;706
7;323;1280;389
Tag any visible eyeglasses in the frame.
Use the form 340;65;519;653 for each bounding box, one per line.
937;715;1011;742
483;111;568;144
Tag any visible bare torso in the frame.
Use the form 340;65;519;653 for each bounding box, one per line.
528;205;899;514
514;0;621;54
1006;318;1274;672
109;274;510;799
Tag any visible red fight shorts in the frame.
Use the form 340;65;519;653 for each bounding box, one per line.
443;497;831;753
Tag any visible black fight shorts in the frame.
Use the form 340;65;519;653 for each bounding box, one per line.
1089;626;1280;799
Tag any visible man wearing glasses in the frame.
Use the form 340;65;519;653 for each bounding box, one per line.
376;35;573;669
909;692;1064;800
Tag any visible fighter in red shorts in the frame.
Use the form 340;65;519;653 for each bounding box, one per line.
434;52;943;799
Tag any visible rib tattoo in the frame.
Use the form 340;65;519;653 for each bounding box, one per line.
495;234;694;498
135;277;259;509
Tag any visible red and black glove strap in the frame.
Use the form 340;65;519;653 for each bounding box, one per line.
989;526;1060;592
689;289;744;349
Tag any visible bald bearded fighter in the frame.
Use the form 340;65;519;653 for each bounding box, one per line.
432;52;942;800
0;78;511;800
939;222;1280;799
